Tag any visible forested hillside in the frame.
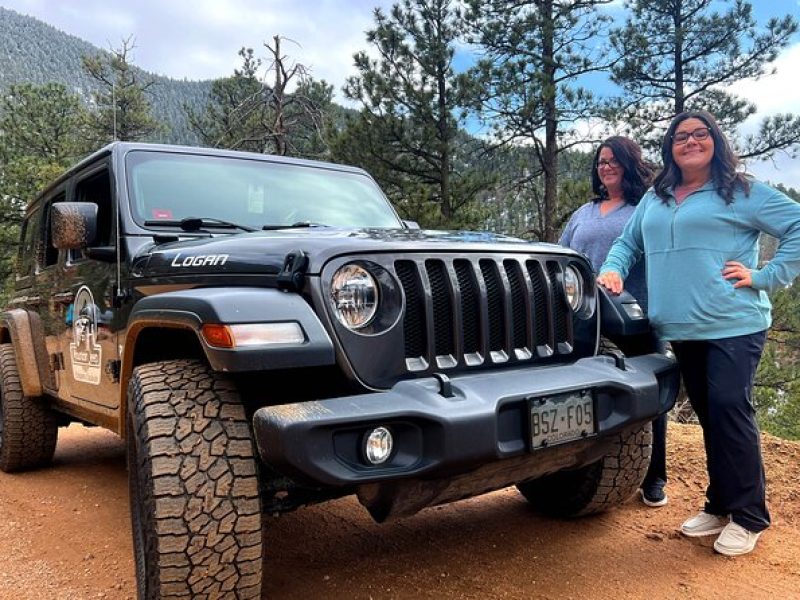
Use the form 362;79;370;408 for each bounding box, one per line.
0;6;209;143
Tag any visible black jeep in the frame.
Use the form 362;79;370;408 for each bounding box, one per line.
1;142;679;599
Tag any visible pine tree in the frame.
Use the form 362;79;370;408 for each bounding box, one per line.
610;0;800;159
463;0;615;242
335;0;492;229
81;38;163;144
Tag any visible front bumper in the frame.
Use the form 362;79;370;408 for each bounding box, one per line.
252;353;679;489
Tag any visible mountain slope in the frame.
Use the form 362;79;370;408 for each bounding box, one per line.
0;6;210;144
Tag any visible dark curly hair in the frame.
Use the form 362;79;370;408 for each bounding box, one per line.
653;110;750;204
591;136;653;206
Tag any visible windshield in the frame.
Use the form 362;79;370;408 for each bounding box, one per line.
125;151;403;230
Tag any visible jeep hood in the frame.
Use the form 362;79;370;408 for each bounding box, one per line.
132;227;578;278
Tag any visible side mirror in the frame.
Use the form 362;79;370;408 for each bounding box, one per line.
402;220;421;230
51;203;98;250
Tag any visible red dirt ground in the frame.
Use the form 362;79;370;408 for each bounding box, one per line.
0;422;798;599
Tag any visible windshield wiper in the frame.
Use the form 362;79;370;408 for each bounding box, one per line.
143;217;256;232
262;221;328;231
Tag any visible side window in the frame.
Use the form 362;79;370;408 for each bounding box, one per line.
76;169;113;246
16;207;41;280
43;192;67;268
69;167;113;263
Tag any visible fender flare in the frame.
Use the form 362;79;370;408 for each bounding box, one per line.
0;309;51;397
120;287;336;429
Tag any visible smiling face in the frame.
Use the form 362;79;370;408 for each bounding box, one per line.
596;146;624;195
671;117;714;180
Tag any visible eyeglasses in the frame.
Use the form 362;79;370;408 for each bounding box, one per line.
672;127;711;145
596;158;620;170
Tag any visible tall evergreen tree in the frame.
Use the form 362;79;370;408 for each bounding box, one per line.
464;0;614;242
81;38;162;144
336;0;491;228
610;0;800;158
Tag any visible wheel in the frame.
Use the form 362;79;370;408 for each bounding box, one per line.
517;421;652;517
126;360;263;599
0;343;58;472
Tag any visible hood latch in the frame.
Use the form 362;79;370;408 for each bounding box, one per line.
277;250;309;292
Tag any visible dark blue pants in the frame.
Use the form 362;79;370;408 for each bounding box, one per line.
671;330;770;532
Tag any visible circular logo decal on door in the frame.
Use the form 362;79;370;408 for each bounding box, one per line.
69;286;103;385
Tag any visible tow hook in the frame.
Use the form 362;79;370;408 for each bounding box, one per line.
432;372;455;398
602;349;626;370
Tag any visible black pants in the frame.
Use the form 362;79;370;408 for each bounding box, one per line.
671;330;770;532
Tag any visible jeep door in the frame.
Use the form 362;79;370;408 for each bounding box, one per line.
53;164;121;418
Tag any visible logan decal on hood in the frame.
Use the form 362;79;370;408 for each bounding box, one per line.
170;253;230;267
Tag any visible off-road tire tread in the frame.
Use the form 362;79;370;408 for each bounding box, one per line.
127;359;262;599
517;422;652;517
0;343;58;472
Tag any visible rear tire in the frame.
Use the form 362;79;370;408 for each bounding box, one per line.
517;422;652;517
0;343;58;472
127;360;263;599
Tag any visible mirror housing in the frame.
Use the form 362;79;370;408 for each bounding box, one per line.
51;203;98;250
402;220;421;230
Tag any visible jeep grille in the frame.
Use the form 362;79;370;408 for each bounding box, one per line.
394;256;573;372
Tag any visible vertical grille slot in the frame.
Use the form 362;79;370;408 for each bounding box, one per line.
547;261;571;351
526;260;551;351
504;260;529;354
396;260;427;363
454;259;480;356
480;259;506;355
426;259;455;359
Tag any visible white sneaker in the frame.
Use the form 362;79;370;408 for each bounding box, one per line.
713;522;762;556
680;511;729;537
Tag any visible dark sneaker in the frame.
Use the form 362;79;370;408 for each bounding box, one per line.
639;485;668;508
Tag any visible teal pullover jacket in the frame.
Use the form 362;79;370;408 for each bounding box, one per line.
600;180;800;341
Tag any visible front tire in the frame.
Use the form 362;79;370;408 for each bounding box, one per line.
0;343;58;472
517;422;652;517
127;360;263;599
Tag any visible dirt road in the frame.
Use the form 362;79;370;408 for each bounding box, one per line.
0;423;798;600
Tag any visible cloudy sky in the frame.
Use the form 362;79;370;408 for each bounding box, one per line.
2;0;800;188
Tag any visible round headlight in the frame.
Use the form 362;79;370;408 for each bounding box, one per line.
330;264;378;330
564;265;583;311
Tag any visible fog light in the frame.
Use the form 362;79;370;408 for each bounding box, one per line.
364;426;393;465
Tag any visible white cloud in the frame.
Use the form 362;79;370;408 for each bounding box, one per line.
729;42;800;190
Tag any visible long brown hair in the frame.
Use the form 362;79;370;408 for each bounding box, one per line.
653;110;750;203
591;136;653;205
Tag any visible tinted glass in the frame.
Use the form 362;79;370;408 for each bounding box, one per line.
125;151;402;229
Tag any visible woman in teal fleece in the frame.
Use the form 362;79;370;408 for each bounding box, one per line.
598;110;800;557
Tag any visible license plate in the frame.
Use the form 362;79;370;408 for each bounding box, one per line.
530;390;595;449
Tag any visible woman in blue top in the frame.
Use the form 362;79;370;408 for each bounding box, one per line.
560;136;668;508
598;110;800;557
